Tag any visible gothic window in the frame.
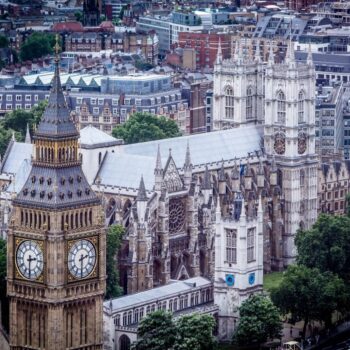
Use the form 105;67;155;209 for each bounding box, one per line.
226;229;237;263
246;86;253;120
127;311;132;325
122;312;127;326
300;169;305;187
225;86;234;119
277;91;286;124
169;199;186;234
247;228;255;262
298;91;305;124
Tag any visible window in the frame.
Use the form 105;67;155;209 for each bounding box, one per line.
112;108;118;115
90;98;96;105
124;98;130;105
25;104;31;110
127;311;132;325
6;104;12;110
277;91;286;124
34;95;38;101
16;95;22;101
226;229;237;263
98;98;104;105
298;91;305;124
93;107;99;115
15;104;21;110
75;106;80;113
6;95;12;101
246;87;253;120
77;97;83;104
247;228;255;262
123;312;127;326
112;99;118;106
25;95;31;101
225;86;234;119
300;169;305;187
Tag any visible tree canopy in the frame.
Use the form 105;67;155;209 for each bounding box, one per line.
20;32;56;61
0;238;8;332
132;310;176;350
295;214;350;280
0;35;9;49
112;112;181;144
105;224;124;299
132;311;217;350
232;294;282;346
271;265;348;337
0;100;47;155
174;314;217;350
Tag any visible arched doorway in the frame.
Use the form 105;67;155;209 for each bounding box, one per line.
119;334;131;350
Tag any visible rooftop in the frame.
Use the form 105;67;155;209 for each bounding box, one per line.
79;125;122;149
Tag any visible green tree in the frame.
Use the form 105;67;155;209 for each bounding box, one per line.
0;100;46;150
346;194;350;217
0;238;8;332
132;310;176;350
0;35;9;48
112;112;181;144
295;214;350;280
74;11;83;23
105;224;124;299
174;314;217;350
232;294;282;347
20;32;56;61
271;265;348;337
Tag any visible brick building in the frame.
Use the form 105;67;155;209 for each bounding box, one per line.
178;31;230;70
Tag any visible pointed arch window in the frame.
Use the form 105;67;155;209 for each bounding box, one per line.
277;91;286;124
225;86;234;119
247;228;255;262
298;91;305;124
226;229;237;263
246;86;253;120
300;169;305;187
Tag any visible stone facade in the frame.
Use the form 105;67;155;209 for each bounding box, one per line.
6;54;106;349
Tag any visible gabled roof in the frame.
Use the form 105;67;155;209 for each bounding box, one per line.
1;142;33;175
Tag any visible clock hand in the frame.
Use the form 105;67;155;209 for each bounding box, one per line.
78;254;89;278
27;254;36;279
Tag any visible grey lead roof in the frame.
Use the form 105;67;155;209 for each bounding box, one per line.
106;276;211;312
97;125;263;191
35;61;79;139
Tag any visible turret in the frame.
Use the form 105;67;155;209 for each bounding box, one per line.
218;161;226;195
270;156;277;186
154;145;163;192
136;175;148;222
244;158;252;190
231;159;240;192
201;165;212;204
25;123;31;144
183;141;192;189
257;157;265;188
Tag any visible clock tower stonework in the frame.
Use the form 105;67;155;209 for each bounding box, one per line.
7;48;106;349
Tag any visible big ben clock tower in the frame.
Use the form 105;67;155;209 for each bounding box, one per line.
7;39;106;349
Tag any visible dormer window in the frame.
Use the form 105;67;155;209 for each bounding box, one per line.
68;191;73;198
77;189;82;197
30;189;36;197
61;178;66;185
69;176;74;184
31;176;36;183
59;193;65;200
48;192;53;199
77;175;82;183
47;178;52;185
85;188;90;195
40;191;45;198
23;188;28;196
39;177;44;184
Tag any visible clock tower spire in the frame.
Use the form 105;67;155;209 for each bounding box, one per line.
7;38;106;349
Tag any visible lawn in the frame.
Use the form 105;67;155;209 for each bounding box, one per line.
263;271;284;292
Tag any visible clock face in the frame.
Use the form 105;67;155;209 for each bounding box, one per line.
68;239;96;279
274;132;286;155
298;133;307;154
16;240;44;280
